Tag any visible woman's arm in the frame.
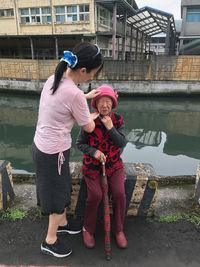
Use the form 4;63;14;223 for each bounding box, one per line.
76;128;97;156
82;120;95;133
108;123;127;148
82;112;99;133
76;128;106;162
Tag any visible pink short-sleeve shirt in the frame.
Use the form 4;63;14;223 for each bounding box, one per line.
34;75;90;154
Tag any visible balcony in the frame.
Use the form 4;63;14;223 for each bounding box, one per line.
95;19;125;37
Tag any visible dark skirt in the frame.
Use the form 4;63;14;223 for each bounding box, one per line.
32;142;71;215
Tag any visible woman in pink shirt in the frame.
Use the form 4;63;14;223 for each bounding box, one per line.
32;42;103;258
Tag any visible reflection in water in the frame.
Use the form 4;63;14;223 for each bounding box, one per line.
122;132;199;176
117;97;200;162
164;134;200;159
0;93;200;175
127;129;162;148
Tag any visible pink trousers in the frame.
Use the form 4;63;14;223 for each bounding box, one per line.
84;167;126;234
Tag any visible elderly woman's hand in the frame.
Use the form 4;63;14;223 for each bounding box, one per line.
101;116;113;130
85;89;101;99
94;150;107;163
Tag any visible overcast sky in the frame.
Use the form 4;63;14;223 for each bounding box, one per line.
137;0;182;20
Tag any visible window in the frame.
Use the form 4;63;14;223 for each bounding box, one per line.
186;8;200;22
0;9;14;17
55;4;89;23
67;6;77;22
56;15;65;22
20;7;51;24
98;6;112;27
79;5;89;21
55;6;65;13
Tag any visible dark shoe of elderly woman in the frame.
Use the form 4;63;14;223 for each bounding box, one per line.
82;227;95;248
115;232;128;248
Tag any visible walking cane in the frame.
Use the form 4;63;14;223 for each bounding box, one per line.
101;161;111;261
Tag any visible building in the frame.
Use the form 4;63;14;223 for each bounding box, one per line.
0;0;144;60
147;34;166;56
147;20;182;56
180;0;200;55
129;6;176;57
0;0;177;60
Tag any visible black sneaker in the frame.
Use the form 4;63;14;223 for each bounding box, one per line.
57;220;82;235
41;239;72;258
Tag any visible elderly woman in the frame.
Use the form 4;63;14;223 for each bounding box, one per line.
76;85;127;249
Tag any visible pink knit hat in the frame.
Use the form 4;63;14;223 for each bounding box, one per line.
91;85;118;109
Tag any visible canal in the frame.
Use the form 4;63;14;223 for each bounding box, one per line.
0;92;200;176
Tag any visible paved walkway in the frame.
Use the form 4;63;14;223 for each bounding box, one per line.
1;215;200;267
0;182;199;267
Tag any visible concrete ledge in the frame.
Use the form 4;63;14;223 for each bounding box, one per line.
4;162;200;217
1;78;200;96
10;162;158;217
0;160;14;211
157;175;196;186
0;79;44;94
12;173;196;186
10;162;199;218
81;80;200;96
194;164;200;204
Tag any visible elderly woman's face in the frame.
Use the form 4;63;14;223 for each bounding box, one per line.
96;96;113;116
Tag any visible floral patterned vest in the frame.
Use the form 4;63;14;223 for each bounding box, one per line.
82;112;123;179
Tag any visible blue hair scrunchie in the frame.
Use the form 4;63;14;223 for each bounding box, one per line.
60;51;78;68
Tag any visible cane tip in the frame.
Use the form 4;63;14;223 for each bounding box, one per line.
106;252;111;261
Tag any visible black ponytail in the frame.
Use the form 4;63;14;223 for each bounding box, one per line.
51;61;68;94
72;42;103;72
51;42;104;94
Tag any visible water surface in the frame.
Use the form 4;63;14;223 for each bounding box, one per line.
0;92;199;176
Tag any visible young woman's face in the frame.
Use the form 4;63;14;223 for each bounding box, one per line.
79;66;102;83
96;96;113;116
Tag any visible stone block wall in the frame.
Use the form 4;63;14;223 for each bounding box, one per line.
0;59;39;80
0;59;58;80
97;56;200;81
38;60;58;80
0;56;200;82
151;56;200;81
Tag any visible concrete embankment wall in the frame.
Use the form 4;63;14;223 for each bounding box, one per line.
0;55;200;95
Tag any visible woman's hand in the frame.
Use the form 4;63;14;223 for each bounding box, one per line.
94;150;107;163
85;89;101;99
90;111;99;121
83;112;99;133
101;116;113;130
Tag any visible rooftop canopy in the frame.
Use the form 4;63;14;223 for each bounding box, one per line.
94;0;138;17
128;6;176;36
